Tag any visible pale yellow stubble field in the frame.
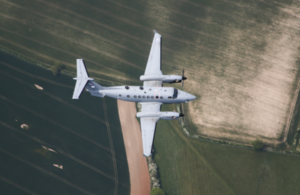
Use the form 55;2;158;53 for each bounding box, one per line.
174;2;300;145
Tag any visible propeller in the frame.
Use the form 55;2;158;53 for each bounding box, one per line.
182;68;187;88
178;113;184;125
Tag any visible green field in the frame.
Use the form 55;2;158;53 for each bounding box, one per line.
0;51;129;195
1;0;300;194
155;104;300;195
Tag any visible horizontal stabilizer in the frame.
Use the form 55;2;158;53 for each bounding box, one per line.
72;59;93;99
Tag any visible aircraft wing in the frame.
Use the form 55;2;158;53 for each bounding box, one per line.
143;31;163;87
140;102;162;156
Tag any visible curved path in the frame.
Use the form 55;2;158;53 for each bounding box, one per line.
117;100;150;195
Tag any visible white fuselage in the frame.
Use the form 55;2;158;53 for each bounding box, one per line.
97;85;196;104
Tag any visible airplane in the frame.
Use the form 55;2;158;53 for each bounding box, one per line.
72;30;196;156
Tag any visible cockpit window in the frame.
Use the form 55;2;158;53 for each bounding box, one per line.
173;89;178;99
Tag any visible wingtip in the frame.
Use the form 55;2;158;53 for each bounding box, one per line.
153;30;161;36
153;30;161;35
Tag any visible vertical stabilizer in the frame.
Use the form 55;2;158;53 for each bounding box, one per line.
72;59;93;99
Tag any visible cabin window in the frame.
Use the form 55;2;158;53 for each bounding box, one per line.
155;96;159;99
134;95;137;98
140;86;144;90
142;96;145;98
127;95;130;98
160;96;163;99
147;96;150;98
151;96;154;99
144;91;146;94
168;96;172;99
119;94;122;97
138;95;141;98
125;86;129;89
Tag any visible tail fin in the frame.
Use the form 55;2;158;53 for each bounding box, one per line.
85;80;105;97
72;59;93;99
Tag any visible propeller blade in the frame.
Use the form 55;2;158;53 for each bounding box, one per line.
181;68;187;88
182;68;187;80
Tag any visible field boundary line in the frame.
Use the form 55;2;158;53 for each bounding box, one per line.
0;147;96;195
0;94;111;152
0;175;39;195
283;78;300;143
0;121;117;181
169;121;237;195
103;98;118;195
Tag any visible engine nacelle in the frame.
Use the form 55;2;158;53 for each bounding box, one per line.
140;75;183;83
136;111;184;120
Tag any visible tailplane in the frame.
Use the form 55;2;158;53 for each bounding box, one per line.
72;59;93;99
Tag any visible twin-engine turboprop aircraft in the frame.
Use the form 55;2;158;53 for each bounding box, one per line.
72;31;196;156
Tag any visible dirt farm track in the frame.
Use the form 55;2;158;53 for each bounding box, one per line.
117;100;150;195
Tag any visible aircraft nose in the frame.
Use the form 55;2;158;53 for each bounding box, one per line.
188;94;196;100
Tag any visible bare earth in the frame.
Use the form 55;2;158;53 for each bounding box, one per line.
117;100;150;195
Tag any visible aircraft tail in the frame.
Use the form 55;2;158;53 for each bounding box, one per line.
72;59;94;99
85;80;105;98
